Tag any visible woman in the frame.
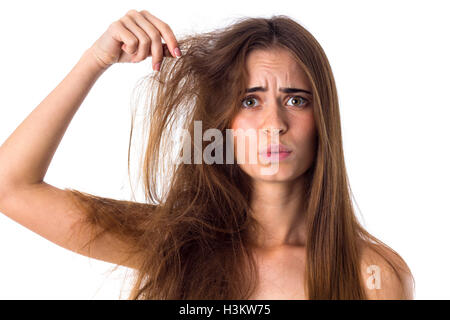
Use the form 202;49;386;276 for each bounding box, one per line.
0;9;414;299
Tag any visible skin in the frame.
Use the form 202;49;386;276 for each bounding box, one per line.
231;47;318;251
0;9;180;270
229;48;415;300
230;48;415;300
0;7;412;298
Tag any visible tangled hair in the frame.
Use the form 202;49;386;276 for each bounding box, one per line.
64;15;414;299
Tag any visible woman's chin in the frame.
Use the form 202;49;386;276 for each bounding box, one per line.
245;164;299;182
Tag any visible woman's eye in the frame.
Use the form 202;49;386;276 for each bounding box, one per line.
241;96;260;108
287;96;308;107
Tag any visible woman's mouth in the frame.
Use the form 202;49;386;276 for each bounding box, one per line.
258;144;293;162
259;150;292;161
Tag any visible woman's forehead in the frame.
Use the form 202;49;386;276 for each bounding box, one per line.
244;48;311;89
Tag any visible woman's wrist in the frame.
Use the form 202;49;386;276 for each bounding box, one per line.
80;46;112;75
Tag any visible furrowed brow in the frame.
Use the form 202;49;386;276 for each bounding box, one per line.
245;86;312;95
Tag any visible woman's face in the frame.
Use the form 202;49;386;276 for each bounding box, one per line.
230;47;317;181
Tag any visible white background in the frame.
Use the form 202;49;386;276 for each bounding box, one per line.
0;0;449;299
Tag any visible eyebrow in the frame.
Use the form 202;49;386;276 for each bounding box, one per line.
245;86;312;95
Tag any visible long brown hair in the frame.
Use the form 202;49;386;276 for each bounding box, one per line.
65;15;414;299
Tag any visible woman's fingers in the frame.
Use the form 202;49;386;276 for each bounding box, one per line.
90;9;181;69
99;20;139;63
128;10;171;63
119;14;152;62
140;10;181;59
119;10;181;70
130;10;181;70
113;21;141;55
127;12;163;69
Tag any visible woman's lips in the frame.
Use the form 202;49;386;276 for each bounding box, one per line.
258;144;293;162
259;150;292;161
259;144;292;154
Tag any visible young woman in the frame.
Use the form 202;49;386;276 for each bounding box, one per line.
0;9;414;299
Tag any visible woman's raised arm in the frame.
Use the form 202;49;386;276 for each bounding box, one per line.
0;9;180;269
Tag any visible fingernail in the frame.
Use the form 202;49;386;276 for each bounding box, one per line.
174;47;182;58
154;62;161;71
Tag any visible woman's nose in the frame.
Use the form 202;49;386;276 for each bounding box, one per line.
261;101;288;137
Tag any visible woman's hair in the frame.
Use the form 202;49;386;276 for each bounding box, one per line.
65;15;414;299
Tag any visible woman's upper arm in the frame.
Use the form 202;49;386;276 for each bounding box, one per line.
0;182;143;269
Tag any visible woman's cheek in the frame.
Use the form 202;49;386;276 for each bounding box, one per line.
231;116;256;164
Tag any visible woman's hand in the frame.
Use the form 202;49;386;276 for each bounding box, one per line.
89;9;181;71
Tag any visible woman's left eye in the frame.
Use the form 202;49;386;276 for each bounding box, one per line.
287;96;308;107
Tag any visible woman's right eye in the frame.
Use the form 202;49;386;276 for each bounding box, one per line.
241;95;260;108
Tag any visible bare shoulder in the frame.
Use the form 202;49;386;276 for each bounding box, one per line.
360;242;415;300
